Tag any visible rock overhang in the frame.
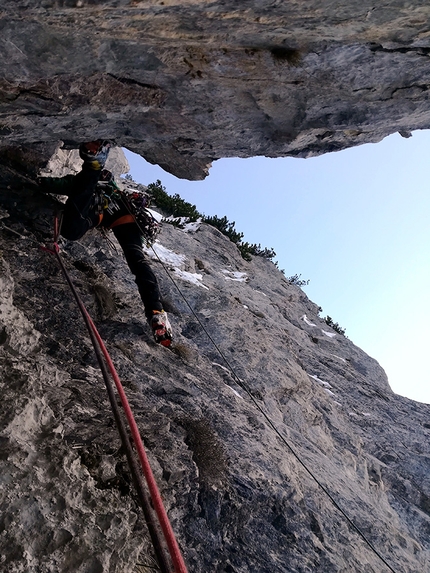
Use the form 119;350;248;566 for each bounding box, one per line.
2;3;430;179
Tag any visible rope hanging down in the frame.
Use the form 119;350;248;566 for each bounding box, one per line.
42;214;188;573
149;241;399;573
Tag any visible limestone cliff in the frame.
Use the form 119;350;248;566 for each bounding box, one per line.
2;2;430;178
1;3;430;571
0;154;429;573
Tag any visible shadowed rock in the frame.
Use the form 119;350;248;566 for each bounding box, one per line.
2;2;430;178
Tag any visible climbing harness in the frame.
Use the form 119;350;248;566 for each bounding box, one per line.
42;214;188;573
97;181;161;246
120;188;161;246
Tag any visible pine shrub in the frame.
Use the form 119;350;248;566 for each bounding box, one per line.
146;179;277;263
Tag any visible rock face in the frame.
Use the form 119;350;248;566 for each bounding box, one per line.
39;146;130;180
0;158;429;573
2;2;430;178
2;3;430;571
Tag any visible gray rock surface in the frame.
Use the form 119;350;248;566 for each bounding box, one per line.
39;147;130;180
2;3;430;570
0;162;429;572
2;2;430;178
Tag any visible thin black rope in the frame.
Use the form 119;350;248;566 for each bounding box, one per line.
147;231;398;573
0;221;44;246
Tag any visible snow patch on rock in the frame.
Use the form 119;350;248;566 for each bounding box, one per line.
222;270;248;282
174;269;209;290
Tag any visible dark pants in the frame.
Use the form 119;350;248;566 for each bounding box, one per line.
60;167;163;319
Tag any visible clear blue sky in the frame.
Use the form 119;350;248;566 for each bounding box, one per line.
124;129;430;405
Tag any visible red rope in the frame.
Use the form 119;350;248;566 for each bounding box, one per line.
44;217;188;573
84;309;188;573
39;243;59;255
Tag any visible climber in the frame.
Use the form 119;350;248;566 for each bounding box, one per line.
38;140;172;347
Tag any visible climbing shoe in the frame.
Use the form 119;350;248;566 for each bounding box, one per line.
79;140;112;170
150;310;172;347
